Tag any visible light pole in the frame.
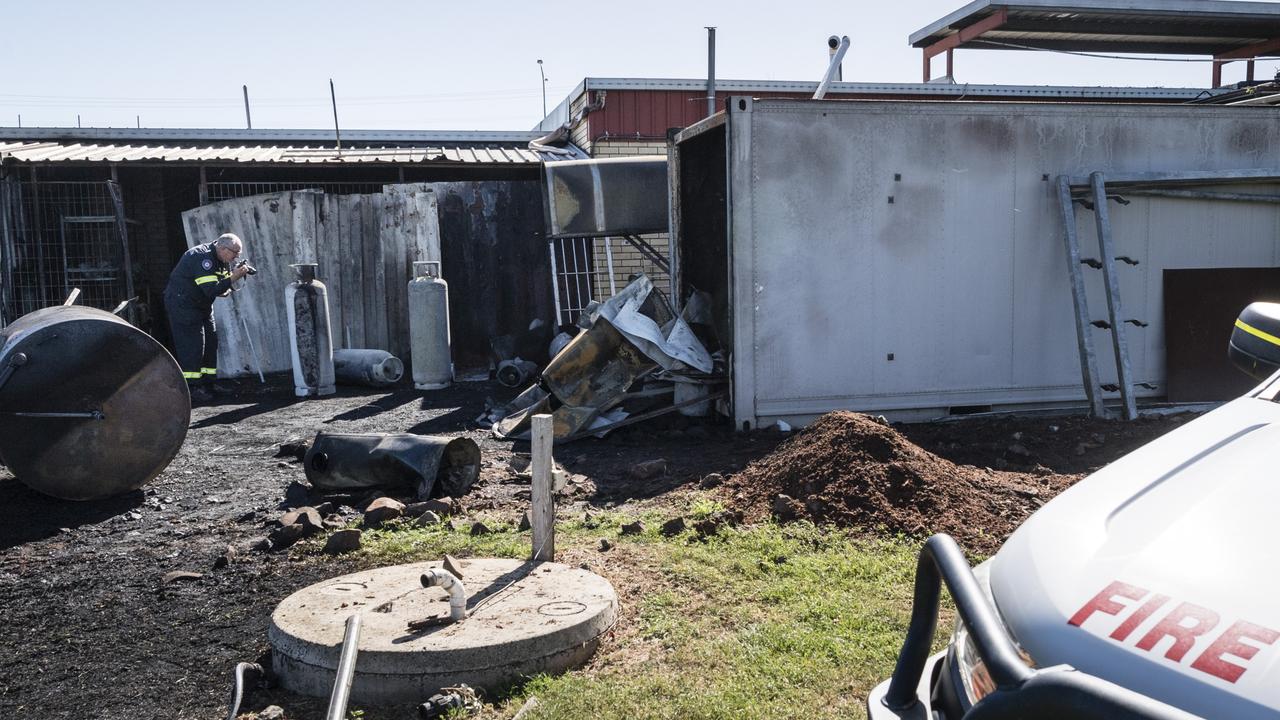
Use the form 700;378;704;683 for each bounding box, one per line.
537;59;548;118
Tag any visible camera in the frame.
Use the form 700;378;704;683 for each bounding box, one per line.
234;258;258;276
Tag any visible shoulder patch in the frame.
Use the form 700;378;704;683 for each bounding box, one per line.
202;259;213;270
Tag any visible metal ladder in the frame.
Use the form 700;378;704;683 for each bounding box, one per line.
1055;172;1143;421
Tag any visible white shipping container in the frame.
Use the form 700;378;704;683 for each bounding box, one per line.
669;98;1280;428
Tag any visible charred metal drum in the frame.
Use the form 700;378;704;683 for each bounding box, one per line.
304;433;479;499
0;306;190;500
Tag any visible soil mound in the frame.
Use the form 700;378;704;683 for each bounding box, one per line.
722;412;1080;553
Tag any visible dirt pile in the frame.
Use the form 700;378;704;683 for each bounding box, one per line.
722;412;1081;553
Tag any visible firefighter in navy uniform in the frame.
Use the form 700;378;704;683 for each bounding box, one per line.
163;232;253;402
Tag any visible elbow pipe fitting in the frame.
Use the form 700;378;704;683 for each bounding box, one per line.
421;568;466;622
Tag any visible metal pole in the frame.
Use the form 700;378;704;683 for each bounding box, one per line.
107;177;136;323
241;312;266;384
242;85;252;130
548;240;562;326
814;36;851;100
537;60;547;118
706;27;717;118
604;237;617;295
329;79;342;157
324;614;361;720
29;167;47;305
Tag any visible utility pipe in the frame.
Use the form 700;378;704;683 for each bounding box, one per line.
421;568;467;621
324;614;362;720
814;36;850;100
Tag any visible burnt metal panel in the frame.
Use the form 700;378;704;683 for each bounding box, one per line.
435;181;554;368
543;156;669;239
1163;268;1280;402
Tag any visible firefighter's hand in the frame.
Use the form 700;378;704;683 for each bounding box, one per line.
231;265;252;281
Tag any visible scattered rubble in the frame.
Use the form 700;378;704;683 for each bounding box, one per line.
630;459;669;481
364;497;406;527
212;545;236;570
277;506;323;535
323;529;362;554
162;571;203;584
699;473;724;489
620;520;645;536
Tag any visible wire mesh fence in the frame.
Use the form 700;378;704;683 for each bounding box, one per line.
0;179;136;325
204;181;391;204
549;235;672;326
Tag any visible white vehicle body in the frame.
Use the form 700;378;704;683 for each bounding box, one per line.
869;373;1280;719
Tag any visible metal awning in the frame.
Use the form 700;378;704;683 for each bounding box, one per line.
910;0;1280;86
0;128;586;166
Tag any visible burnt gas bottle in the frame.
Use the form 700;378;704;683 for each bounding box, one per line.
0;305;190;500
286;263;336;397
408;261;452;390
333;349;403;387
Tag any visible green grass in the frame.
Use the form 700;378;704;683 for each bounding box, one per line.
304;500;947;720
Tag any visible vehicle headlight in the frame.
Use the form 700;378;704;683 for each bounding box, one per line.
948;562;1035;708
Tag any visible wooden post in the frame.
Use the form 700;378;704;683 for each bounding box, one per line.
530;413;555;562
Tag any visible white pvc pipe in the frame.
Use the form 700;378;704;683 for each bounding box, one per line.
421;568;466;621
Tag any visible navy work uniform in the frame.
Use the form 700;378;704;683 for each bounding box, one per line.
163;243;234;387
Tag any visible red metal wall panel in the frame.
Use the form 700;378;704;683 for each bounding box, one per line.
584;88;1185;144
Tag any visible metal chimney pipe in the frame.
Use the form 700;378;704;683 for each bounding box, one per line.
828;35;844;81
706;27;717;118
814;35;850;100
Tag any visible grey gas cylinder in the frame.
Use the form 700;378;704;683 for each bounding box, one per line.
408;261;452;390
286;263;335;397
333;349;404;387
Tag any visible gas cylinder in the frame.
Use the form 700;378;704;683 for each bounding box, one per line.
333;348;404;387
408;260;452;390
0;305;189;500
285;263;336;397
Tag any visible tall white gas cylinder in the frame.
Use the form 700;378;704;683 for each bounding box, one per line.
408;260;452;390
285;263;336;397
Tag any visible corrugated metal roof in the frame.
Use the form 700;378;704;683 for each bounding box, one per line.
0;138;573;165
910;0;1280;54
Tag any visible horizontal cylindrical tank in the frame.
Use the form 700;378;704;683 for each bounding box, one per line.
304;432;480;499
286;263;336;398
408;261;452;390
0;305;190;500
333;349;404;387
496;358;538;388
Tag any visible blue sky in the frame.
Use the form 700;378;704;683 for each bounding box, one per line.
3;0;1277;131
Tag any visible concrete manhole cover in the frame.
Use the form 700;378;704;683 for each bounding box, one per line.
269;557;617;705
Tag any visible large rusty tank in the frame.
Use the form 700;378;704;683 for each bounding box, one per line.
0;305;190;500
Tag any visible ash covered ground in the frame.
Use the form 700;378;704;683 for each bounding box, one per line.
0;375;1191;718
